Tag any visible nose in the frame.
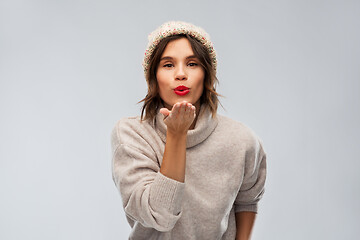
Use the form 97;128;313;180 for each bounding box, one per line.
175;64;187;80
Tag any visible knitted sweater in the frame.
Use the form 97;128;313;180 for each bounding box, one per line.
110;104;267;240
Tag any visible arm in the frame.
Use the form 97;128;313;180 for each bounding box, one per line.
235;211;256;240
111;102;196;232
159;101;196;183
111;131;185;232
160;131;187;182
234;137;267;238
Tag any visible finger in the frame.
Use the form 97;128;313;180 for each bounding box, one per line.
185;103;191;114
160;108;170;117
171;102;181;118
179;102;186;117
180;101;188;113
172;101;183;110
186;103;192;116
191;106;196;119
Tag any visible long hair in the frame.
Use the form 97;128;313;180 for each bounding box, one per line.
138;34;223;122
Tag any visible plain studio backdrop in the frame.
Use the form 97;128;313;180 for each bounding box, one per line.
1;0;359;239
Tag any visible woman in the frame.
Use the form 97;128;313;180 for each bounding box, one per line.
111;21;267;240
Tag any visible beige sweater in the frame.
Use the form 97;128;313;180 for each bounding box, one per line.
111;104;267;240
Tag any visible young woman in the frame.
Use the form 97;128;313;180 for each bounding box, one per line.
111;21;267;240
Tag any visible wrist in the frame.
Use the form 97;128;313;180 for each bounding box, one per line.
166;130;187;139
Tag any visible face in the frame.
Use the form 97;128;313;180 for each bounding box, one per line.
156;37;205;110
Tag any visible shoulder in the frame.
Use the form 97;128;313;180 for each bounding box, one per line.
112;116;142;134
111;115;154;149
216;114;264;152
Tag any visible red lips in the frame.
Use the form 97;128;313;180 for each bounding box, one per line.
174;85;189;91
174;85;190;96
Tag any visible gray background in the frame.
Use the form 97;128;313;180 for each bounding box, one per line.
1;0;359;239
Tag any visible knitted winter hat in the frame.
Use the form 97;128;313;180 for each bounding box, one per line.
142;21;217;76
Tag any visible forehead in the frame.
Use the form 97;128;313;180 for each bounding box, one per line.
161;37;194;58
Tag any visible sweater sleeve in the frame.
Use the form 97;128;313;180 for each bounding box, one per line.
111;122;185;232
234;137;267;213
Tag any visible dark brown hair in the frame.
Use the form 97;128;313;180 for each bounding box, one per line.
138;34;223;122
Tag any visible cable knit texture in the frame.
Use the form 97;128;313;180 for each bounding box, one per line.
111;104;267;240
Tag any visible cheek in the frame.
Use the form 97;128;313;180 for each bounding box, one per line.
156;70;167;85
156;72;170;98
196;71;205;90
156;72;164;88
198;81;204;94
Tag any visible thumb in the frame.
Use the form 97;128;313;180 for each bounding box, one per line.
159;108;170;117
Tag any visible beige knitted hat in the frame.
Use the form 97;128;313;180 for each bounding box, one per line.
142;21;217;76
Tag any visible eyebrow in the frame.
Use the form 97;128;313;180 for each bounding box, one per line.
160;55;197;61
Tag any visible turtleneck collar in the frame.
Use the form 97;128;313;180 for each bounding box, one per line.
153;104;219;148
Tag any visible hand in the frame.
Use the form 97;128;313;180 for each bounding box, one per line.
159;101;196;135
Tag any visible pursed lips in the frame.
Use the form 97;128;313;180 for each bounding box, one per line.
174;85;190;91
174;86;190;96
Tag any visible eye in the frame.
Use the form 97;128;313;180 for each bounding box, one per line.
188;62;198;67
163;63;173;68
